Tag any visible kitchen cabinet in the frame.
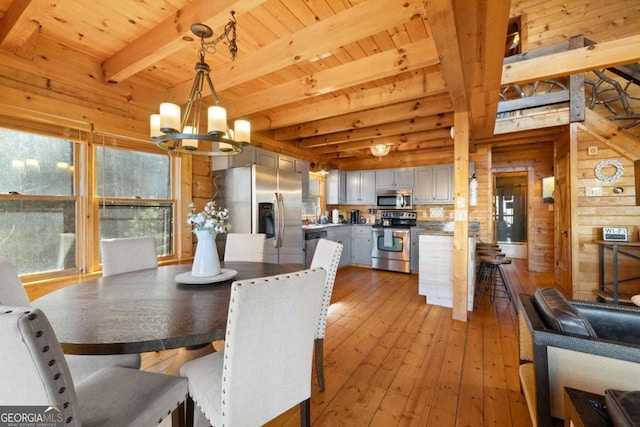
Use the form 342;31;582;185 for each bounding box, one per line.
326;170;346;204
351;225;372;265
212;145;256;170
376;168;414;190
212;146;300;173
325;226;351;268
256;150;296;172
414;165;454;204
346;171;376;204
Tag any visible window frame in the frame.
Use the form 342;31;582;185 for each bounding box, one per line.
90;133;179;273
0;119;181;282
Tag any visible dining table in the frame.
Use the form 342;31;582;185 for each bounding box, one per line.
32;262;301;357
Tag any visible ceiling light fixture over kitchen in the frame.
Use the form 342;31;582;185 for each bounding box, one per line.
370;143;391;159
149;12;250;156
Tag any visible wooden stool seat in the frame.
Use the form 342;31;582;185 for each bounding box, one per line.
477;250;504;257
481;256;511;264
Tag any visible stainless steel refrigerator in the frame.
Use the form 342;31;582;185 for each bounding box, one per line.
212;164;303;265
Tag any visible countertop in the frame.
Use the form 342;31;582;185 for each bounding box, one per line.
302;223;354;231
419;230;480;236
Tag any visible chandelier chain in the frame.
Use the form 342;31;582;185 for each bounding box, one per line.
200;11;237;62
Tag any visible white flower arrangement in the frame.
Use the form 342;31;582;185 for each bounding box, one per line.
187;200;231;233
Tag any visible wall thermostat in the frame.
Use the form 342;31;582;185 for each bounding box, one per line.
602;227;628;242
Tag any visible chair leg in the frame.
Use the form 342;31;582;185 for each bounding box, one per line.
300;398;311;427
185;396;195;427
171;400;186;427
314;338;325;392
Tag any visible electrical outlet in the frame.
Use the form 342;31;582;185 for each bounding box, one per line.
586;187;602;197
422;211;427;218
588;146;598;156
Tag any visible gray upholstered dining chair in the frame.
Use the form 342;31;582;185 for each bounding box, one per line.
0;255;141;383
309;238;343;391
180;268;326;427
0;305;188;427
223;232;266;262
100;236;158;277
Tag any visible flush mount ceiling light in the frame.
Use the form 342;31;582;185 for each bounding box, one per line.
370;143;391;158
150;12;250;156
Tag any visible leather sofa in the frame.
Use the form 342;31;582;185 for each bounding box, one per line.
517;288;640;426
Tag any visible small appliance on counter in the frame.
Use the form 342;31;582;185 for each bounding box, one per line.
350;209;360;224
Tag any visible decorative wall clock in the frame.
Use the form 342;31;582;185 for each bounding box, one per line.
594;159;624;182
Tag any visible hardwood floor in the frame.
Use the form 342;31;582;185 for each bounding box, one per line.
143;259;553;426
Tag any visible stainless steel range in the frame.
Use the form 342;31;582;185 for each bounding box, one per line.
371;210;417;273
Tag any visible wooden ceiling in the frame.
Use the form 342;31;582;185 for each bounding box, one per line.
0;0;638;170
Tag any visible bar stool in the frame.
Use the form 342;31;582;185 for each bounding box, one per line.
475;248;504;285
474;256;515;312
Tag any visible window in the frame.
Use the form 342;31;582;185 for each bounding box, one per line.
301;173;326;221
0;129;78;275
0;124;176;279
96;145;174;258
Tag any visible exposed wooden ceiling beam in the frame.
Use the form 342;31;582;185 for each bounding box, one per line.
423;0;468;112
165;0;427;101
102;0;268;83
309;129;452;154
217;39;440;118
298;113;453;148
256;72;447;130
0;0;45;57
581;109;640;160
275;94;453;140
501;33;640;85
464;0;511;140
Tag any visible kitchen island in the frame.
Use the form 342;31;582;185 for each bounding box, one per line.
418;231;476;310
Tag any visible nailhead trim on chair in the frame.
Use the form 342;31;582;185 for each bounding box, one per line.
23;309;76;425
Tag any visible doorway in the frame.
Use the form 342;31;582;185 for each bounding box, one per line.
494;172;528;258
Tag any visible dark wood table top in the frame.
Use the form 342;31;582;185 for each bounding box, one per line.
33;262;300;355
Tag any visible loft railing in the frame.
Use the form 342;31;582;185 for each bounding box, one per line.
498;35;640;130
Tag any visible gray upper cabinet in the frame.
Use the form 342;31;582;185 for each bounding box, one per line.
414;165;454;204
346;171;376;204
326;170;346;204
375;168;414;190
213;147;300;174
212;145;256;170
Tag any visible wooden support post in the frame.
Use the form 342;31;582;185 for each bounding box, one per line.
452;111;470;322
635;160;640;206
569;35;586;122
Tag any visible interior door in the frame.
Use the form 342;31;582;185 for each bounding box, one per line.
555;152;572;295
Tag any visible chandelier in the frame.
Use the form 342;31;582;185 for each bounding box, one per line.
370;143;391;158
150;12;250;156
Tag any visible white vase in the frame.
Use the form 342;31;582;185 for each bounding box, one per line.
191;230;221;277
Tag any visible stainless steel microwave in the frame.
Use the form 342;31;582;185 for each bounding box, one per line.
376;190;413;210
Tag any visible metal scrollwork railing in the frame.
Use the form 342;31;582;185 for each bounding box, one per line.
585;68;640;129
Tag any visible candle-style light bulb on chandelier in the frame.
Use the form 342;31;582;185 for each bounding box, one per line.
150;12;250;156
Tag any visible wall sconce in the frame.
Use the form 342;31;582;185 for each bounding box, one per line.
542;176;555;203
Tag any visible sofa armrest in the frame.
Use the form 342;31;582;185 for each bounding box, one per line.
517;293;640;427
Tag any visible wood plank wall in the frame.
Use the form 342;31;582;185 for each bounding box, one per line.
470;144;492;243
573;126;640;300
510;0;640;51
